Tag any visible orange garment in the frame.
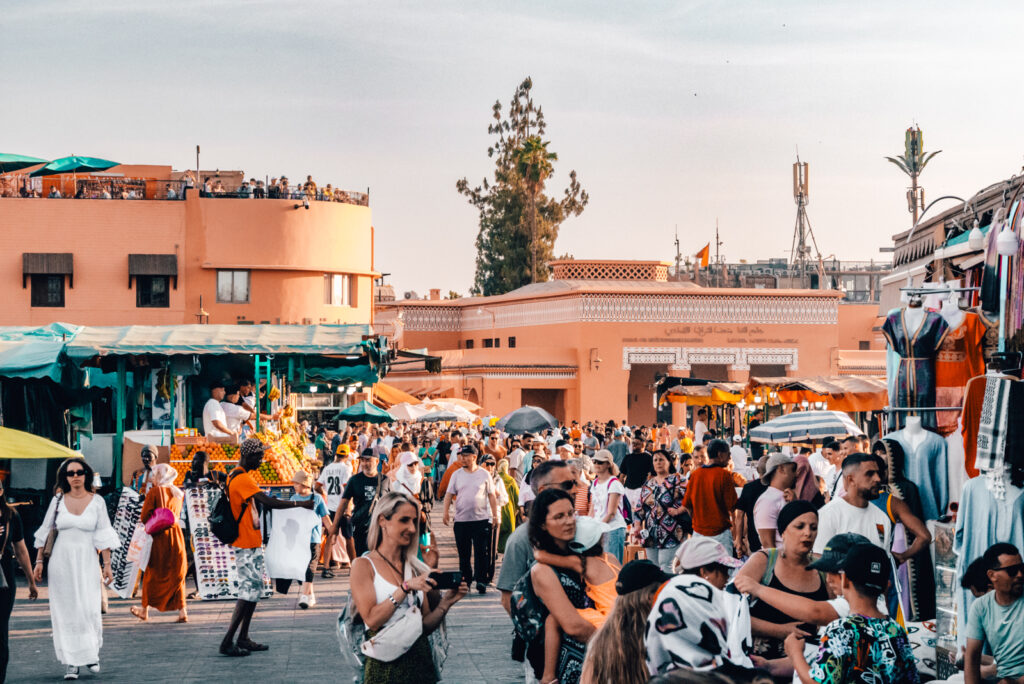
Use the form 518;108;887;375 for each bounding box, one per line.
935;313;988;435
228;467;263;549
681;464;738;536
438;465;461;499
140;486;187;611
960;377;986;478
570;427;582;440
572;481;590;516
576;557;618;629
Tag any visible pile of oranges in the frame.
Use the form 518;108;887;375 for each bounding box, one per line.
169;436;315;487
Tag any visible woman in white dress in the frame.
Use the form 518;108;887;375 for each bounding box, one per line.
33;458;120;681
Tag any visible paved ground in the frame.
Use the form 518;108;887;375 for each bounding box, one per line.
8;509;522;683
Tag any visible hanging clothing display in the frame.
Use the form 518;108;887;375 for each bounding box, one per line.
933;312;988;435
881;309;950;430
961;374;1024;478
264;508;319;582
887;428;949;522
873;439;935;622
944;423;968;506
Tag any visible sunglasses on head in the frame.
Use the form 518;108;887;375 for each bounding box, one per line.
66;469;87;477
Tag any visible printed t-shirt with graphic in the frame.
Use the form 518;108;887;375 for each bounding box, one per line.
806;614;919;683
343;472;381;529
965;592;1024;679
813;497;892;555
318;461;353;511
447;467;495;522
753;487;787;547
289;492;330;543
228;467;263;549
590;477;626;530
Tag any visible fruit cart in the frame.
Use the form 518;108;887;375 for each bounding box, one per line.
169;430;317;487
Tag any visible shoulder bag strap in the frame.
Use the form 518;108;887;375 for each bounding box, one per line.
226;472;250;525
759;548;778;585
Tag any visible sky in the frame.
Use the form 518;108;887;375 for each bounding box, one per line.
5;1;1024;296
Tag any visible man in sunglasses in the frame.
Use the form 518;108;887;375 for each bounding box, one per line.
964;542;1024;684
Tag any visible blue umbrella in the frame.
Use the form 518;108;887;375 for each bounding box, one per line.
30;155;119;176
496;405;558;435
749;410;863;444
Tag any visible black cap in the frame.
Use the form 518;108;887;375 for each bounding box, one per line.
359;448;374;459
808;533;872;572
460;444;478;457
842;543;890;593
615;560;672;596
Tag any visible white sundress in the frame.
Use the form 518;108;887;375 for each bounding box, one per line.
33;494;120;667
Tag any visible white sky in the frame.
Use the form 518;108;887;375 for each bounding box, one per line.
5;1;1024;296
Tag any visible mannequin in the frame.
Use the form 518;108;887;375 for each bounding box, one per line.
901;416;928;452
881;300;950;430
939;292;966;330
888;422;949;521
903;296;926;335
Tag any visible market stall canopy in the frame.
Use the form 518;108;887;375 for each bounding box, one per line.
0;152;47;174
0;426;79;459
373;382;421;407
0;323;82;381
388;402;428;421
745;375;888;412
662;382;746;406
749;410;864;444
423;401;477;421
30;155;119;176
432;397;481;412
417;410;461;423
496;405;558;435
331;400;393;424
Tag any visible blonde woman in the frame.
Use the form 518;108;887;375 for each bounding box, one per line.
350;492;468;683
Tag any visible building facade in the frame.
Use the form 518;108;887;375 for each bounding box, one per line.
379;259;874;424
0;164;376;327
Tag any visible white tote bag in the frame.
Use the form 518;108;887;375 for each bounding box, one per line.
264;508;318;581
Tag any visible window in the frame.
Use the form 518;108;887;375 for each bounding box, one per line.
217;270;249;303
136;275;170;308
324;274;357;307
465;339;475;350
859;340;871;350
483;338;494;348
493;337;500;348
508;336;516;348
30;274;65;307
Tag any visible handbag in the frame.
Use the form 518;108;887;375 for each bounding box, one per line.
360;590;423;662
42;493;63;560
144;506;176;535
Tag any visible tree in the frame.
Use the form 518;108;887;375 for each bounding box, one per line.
457;77;588;296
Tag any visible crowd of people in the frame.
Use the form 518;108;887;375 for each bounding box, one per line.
9;415;1024;682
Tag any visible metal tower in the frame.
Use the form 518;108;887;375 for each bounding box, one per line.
789;157;823;287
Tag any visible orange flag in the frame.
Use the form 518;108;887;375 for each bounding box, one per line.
695;243;710;269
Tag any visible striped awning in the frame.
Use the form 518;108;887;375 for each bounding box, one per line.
749;410;864;444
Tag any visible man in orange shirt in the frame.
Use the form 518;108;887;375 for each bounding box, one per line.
681;438;739;556
220;438;314;657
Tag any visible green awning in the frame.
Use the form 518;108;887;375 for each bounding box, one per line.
0;323;81;380
943;223;991;247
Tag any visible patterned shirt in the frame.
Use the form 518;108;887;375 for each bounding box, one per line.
807;614;919;684
635;474;687;548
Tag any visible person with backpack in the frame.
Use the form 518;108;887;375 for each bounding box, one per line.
588;450;627;563
331;448;382;558
218;439;314;657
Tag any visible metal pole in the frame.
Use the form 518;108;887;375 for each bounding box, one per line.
168;366;176;445
999;254;1009;353
114;357;127;488
254;355;261;434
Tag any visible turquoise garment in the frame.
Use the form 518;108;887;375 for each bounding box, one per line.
290;492;329;542
965;592;1024;678
887;429;949;521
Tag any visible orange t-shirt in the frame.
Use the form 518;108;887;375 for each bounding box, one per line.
570;427;582;440
438;465;461;499
228;468;263;549
681;464;738;536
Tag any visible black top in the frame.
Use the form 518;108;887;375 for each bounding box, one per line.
735;479;769;553
0;511;24;589
620;451;655;489
343;472;380;528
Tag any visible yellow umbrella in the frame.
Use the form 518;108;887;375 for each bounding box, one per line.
0;427;78;460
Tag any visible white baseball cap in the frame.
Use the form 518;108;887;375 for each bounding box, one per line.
569;516;610;553
674;537;743;571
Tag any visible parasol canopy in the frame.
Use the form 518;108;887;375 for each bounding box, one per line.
30;155;119;176
749;410;864;444
416;410;461;423
496;405;558;435
0;426;79;460
0;153;47;174
331;400;394;424
387;402;428;421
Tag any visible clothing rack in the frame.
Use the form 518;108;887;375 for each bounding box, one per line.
881;406;963;413
900;286;980;296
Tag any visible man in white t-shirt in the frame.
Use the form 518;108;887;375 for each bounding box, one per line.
729;435;751;475
442;445;499;594
814;454;891;554
753;453;797;549
693;408;709;446
202;382;233;438
317;444;355;575
507;439;525;485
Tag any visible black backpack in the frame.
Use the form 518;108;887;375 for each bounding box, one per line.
209;472;249;545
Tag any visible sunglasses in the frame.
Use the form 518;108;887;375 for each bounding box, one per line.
66;470;87;477
552;480;575;491
995;563;1024;577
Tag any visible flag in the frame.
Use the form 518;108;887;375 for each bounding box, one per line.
695;243;710;269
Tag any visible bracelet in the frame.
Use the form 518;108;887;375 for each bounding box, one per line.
388;594;399;607
401;580;410;593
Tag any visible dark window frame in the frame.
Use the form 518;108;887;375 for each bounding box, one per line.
136;275;171;308
30;274;65;307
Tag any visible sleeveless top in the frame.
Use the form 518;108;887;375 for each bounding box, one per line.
365;556;422;630
749;548;829;660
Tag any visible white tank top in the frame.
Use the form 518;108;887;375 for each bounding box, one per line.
365;556;421;627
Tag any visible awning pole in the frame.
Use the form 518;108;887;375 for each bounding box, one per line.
168;365;176;445
114;357;126;488
254;355;261;434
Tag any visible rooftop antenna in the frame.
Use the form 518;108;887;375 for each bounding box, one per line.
789;154;823;288
673;224;681;277
714;219;724;287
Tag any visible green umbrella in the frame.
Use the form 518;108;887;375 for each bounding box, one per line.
331;400;394;424
30;155;119;176
0;153;47;174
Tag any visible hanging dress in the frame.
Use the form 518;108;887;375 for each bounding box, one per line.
933;312;988;435
881;309;949;430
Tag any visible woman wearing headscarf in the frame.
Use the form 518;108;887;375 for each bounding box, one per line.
733;500;827;667
870;439;935;621
791;455;824;509
494;459;518;553
131;463;188;623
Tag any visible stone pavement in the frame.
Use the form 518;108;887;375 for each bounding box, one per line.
8;508;523;683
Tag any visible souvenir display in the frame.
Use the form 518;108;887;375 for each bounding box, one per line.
882;306;950;430
108;487;144;599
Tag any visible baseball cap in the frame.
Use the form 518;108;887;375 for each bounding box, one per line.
615;560;673;595
291;471;313;487
569;516;610;553
359;448;374;459
808;533;872;572
674;536;743;571
239;438;268;459
842;543;890;593
761;453;795;483
591;449;614;464
732;434;743;443
335;443;351;456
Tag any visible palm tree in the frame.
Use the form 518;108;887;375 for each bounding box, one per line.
885;125;941;225
516;136;557;283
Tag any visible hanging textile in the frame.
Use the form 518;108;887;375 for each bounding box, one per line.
944;423;967;506
886;429;949;522
933;313;988;436
881;310;950;430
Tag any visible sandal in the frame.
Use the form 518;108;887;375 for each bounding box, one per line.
129;606;148;621
219;644;250;657
176;615;189;623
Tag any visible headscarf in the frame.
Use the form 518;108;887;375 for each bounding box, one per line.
152;463;183;500
792;455;819;502
776;500;817;535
